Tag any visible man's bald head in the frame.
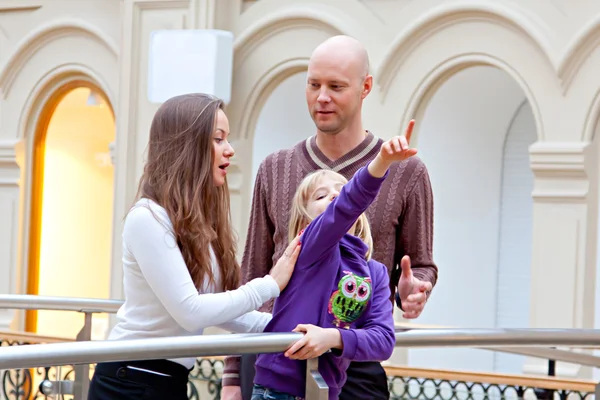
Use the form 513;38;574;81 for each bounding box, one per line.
309;35;370;80
305;36;373;137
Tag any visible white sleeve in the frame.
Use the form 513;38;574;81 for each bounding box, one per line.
123;206;280;333
216;311;272;333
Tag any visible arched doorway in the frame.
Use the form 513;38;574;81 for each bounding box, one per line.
409;66;537;373
251;71;314;190
26;83;115;340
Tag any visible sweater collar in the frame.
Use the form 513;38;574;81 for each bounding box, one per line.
303;131;379;172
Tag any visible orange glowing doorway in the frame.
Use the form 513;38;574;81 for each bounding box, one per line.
26;83;115;340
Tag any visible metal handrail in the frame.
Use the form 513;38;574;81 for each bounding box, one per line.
0;294;122;313
394;326;600;367
1;329;600;370
2;295;600;365
0;332;302;370
394;328;600;348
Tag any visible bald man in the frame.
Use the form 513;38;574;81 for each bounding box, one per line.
222;35;438;400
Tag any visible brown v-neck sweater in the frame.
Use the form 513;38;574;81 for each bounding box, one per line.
222;131;438;386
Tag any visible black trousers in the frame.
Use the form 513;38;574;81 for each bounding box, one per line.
338;361;389;400
88;359;190;400
239;355;389;400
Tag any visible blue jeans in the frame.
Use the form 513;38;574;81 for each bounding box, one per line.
250;384;303;400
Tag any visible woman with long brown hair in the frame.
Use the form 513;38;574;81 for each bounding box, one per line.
88;93;301;400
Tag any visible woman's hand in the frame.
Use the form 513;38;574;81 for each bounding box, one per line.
284;324;343;360
269;235;302;292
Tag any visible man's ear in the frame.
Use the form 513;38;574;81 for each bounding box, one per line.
362;75;373;99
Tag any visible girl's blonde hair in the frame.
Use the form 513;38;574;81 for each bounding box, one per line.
289;169;374;260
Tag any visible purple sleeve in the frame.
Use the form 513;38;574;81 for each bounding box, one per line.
298;165;387;268
337;262;395;361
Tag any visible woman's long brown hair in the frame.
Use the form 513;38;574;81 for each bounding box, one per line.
133;93;239;291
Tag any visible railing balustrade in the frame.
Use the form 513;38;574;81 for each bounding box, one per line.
1;294;600;399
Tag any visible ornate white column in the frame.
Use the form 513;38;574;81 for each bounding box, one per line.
526;141;598;378
0;139;20;329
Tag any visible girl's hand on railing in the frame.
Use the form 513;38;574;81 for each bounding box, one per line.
284;324;342;360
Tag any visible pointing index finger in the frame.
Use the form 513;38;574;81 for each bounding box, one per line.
405;119;415;144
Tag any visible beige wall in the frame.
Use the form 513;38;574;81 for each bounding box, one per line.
1;0;600;376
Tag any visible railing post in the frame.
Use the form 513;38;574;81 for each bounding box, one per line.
73;312;93;399
305;358;328;400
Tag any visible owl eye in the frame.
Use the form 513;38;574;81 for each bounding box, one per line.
341;277;357;297
356;281;371;301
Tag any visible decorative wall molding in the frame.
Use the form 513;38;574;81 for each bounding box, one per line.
529;141;594;201
0;4;41;40
0;140;16;156
237;57;308;141
233;7;346;65
377;2;556;97
189;0;216;29
16;65;115;142
530;141;590;175
0;4;41;13
582;87;600;142
0;140;19;186
557;15;600;93
0;19;119;95
399;53;545;141
133;0;189;11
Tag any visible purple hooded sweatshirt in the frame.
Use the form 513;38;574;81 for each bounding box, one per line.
254;164;396;399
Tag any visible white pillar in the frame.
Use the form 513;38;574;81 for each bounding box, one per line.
526;141;598;378
0;139;20;329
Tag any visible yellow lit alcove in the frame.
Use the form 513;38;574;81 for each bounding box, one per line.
27;86;115;341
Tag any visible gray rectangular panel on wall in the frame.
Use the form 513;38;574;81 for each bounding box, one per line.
494;101;536;373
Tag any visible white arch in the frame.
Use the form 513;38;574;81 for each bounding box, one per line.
235;8;347;52
558;15;600;92
14;65;114;322
377;2;556;98
18;64;114;142
397;54;544;141
0;19;118;94
235;58;308;141
582;88;600;142
233;1;383;59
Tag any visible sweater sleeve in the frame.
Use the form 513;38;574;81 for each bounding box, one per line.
123;206;280;333
299;165;387;268
337;262;396;361
223;162;275;386
394;164;438;308
240;161;276;306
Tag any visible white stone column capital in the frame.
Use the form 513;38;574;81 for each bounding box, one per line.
529;141;596;201
530;141;593;169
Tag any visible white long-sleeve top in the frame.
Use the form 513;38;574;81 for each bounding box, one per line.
109;199;278;369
